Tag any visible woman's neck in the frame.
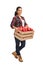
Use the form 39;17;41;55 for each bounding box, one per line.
17;15;21;17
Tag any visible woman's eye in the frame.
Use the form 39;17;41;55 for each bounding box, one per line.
18;10;22;11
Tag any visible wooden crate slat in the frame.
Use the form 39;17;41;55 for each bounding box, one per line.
14;31;34;38
14;34;33;41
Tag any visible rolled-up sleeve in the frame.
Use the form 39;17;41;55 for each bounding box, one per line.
10;17;16;29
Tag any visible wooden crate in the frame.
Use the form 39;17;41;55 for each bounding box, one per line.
14;29;34;41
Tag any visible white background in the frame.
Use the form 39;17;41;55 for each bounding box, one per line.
0;0;43;65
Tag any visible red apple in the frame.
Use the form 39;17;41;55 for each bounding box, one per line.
24;26;28;31
22;27;26;32
30;28;33;31
22;26;28;32
27;27;31;31
18;26;23;31
20;26;23;31
17;26;33;32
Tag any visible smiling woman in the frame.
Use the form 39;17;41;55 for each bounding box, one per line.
11;6;28;29
15;6;22;16
10;6;28;62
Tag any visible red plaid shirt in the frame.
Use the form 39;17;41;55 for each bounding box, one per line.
10;16;27;29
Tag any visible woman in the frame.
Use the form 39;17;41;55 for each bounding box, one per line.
10;6;28;62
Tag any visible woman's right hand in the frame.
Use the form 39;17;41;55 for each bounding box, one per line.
13;26;18;30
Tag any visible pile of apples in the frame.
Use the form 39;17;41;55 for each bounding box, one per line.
17;26;33;32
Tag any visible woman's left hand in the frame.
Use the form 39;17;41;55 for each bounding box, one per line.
25;25;29;28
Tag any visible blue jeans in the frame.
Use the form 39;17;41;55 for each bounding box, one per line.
15;37;26;55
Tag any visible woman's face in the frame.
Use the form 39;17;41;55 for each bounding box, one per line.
17;8;22;16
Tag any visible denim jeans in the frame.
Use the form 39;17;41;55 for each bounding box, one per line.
15;37;26;55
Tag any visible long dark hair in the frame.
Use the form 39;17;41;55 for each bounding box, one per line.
15;6;22;16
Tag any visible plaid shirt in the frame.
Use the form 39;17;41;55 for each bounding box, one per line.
10;16;27;29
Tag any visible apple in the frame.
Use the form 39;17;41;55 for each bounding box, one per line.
22;26;28;32
18;26;23;31
17;26;22;31
30;28;33;31
25;27;28;31
27;27;31;31
22;27;26;32
19;26;23;31
17;26;33;32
